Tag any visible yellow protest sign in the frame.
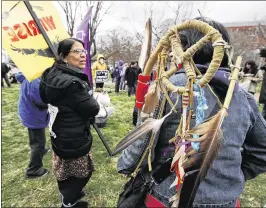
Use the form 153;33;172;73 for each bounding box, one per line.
2;1;69;81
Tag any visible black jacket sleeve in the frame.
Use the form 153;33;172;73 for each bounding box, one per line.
66;82;100;121
125;68;129;82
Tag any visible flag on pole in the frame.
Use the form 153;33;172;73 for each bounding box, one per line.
73;6;93;86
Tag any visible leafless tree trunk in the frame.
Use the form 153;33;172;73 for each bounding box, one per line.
58;1;112;57
58;1;80;36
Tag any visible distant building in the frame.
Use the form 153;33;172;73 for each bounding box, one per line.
223;21;266;63
223;21;266;48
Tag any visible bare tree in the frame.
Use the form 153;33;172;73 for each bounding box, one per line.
126;1;201;48
96;29;141;64
145;2;196;45
58;1;112;57
58;1;81;36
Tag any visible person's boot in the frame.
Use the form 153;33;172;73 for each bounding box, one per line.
25;168;49;179
74;201;88;208
61;201;88;208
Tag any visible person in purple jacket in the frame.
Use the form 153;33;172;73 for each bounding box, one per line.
113;60;125;93
16;72;50;179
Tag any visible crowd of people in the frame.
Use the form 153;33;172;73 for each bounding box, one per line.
110;60;142;96
2;16;266;208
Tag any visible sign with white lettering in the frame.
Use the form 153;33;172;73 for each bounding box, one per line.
95;70;108;83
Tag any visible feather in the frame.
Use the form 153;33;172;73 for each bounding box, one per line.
113;111;171;156
138;18;152;71
142;82;160;114
171;145;185;171
178;108;226;207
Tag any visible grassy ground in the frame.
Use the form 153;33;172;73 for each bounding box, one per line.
1;84;266;207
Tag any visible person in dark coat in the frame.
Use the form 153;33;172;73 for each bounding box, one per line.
39;38;100;208
259;56;266;119
1;62;11;88
125;61;138;97
16;72;50;178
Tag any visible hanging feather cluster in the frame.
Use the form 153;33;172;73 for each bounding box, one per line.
177;109;226;207
170;54;242;207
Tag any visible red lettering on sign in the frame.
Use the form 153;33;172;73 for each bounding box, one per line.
13;24;28;39
42;16;56;30
2;26;20;42
39;19;49;31
28;20;41;36
2;16;57;42
22;23;33;36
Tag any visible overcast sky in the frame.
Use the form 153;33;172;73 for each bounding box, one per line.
54;1;266;37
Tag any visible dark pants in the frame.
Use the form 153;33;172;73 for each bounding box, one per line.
26;128;46;176
58;174;92;207
128;85;136;97
96;82;104;89
1;73;11;87
262;104;266;120
115;78;121;93
133;106;138;126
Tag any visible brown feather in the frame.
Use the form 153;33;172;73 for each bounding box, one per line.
113;110;171;155
178;108;226;207
182;152;205;172
112;118;155;155
185;146;197;158
142;83;160;114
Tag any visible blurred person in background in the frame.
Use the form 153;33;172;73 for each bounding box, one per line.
92;54;107;90
1;62;11;88
120;62;128;91
113;60;124;93
240;60;262;95
125;61;138;97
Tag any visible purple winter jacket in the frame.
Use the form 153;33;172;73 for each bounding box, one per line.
16;72;49;129
113;60;124;79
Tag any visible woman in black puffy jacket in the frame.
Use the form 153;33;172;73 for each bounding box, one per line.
40;38;100;208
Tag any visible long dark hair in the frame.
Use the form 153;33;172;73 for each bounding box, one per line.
243;60;258;75
56;38;84;64
180;17;230;68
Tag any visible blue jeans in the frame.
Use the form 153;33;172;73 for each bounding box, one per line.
119;77;126;90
